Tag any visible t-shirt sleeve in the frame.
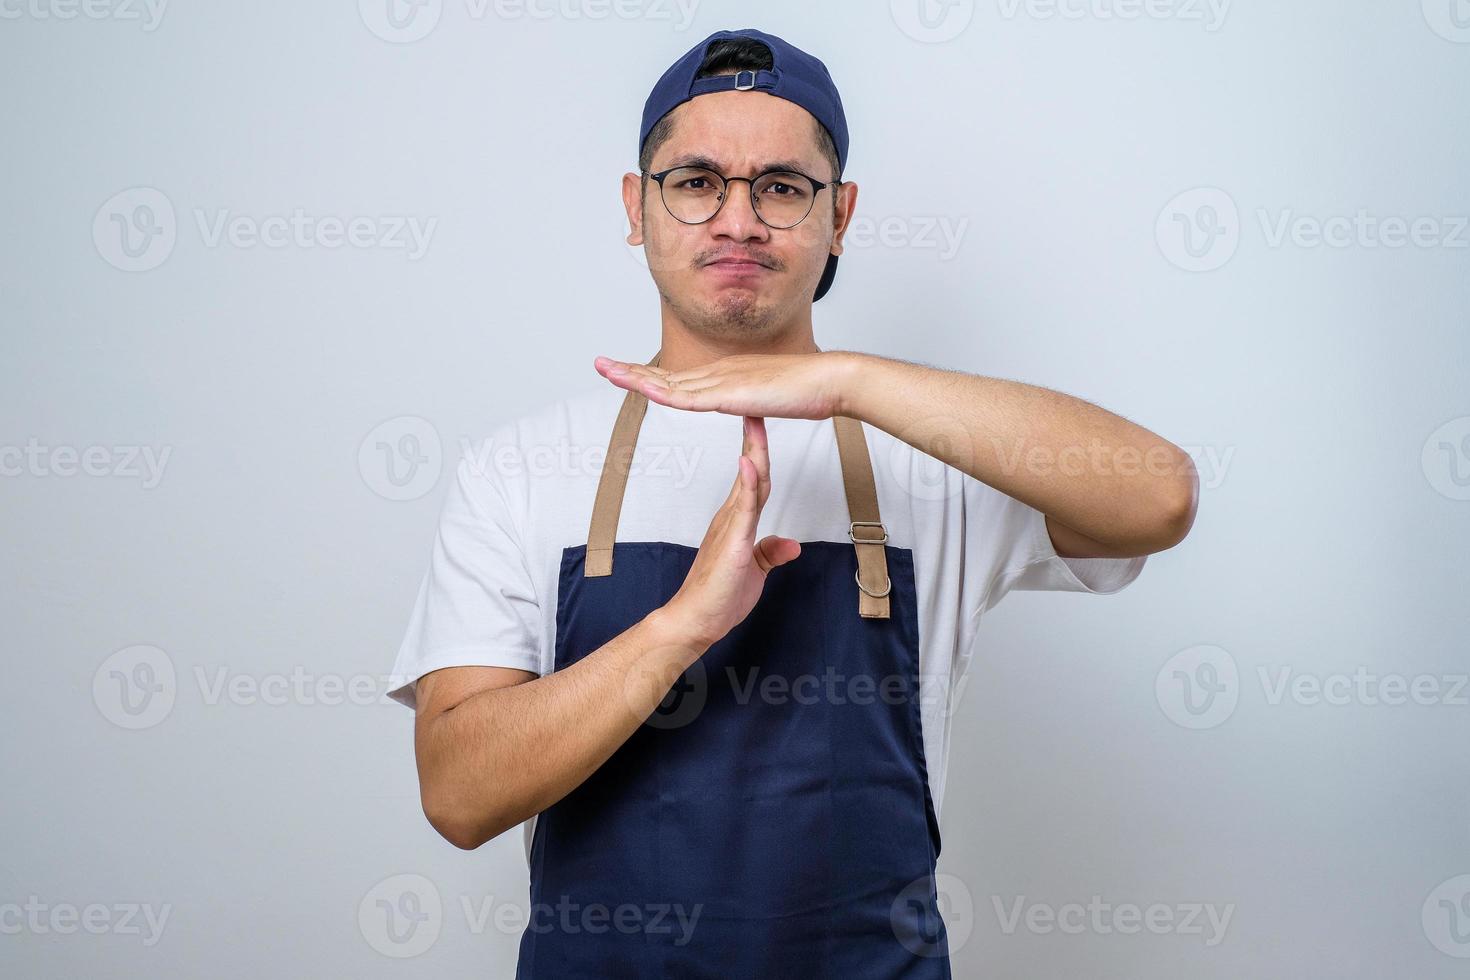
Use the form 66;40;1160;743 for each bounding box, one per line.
386;445;542;711
964;475;1147;622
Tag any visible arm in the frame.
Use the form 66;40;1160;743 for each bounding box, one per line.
413;610;702;850
414;416;798;850
835;352;1198;558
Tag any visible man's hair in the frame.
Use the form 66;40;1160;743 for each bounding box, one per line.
639;37;844;201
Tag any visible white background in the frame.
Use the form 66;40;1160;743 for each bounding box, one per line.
3;1;1468;976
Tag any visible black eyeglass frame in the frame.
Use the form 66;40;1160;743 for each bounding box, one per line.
642;165;837;230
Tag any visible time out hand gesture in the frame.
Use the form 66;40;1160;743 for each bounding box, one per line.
663;415;801;649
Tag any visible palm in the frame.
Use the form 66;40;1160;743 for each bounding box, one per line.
666;419;802;648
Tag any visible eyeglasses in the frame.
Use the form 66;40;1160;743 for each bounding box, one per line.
643;165;835;230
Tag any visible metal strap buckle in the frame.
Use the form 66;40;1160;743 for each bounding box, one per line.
733;70;757;91
854;569;893;598
848;521;889;546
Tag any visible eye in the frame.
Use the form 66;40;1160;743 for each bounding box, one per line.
671;175;717;192
758;175;809;198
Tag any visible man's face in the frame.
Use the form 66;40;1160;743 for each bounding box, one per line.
623;90;855;339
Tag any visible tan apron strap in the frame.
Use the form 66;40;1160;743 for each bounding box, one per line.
584;350;892;620
832;414;891;619
584;349;661;577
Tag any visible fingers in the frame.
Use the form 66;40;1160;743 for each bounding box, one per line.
711;420;775;565
742;416;771;508
721;417;770;510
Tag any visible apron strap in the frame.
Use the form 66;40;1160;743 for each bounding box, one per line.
832;414;892;620
584;350;891;620
585;349;662;577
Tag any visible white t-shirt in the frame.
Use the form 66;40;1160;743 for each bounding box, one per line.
388;380;1146;860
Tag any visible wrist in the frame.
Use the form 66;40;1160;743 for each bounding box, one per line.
641;604;712;665
829;350;873;420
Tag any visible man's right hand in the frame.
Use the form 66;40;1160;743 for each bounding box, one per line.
414;416;803;849
662;415;802;650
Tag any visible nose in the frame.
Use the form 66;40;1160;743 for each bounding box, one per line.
706;178;769;241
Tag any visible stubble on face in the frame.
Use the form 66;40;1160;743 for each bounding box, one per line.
646;210;834;344
656;258;783;341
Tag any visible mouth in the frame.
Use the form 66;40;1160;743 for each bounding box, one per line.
703;257;771;280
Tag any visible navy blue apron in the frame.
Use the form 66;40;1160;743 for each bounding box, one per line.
516;351;950;978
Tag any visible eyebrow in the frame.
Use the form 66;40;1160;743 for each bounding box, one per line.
662;153;816;176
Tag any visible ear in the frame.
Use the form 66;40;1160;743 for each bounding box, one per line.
829;179;858;258
621;171;646;246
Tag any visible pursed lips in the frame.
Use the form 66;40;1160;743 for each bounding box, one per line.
705;257;770;269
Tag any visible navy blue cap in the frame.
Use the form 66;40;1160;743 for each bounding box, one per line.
638;28;848;302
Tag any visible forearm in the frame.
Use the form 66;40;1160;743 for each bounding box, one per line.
836;351;1197;554
418;607;705;848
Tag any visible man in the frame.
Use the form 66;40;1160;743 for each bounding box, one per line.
389;27;1197;978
